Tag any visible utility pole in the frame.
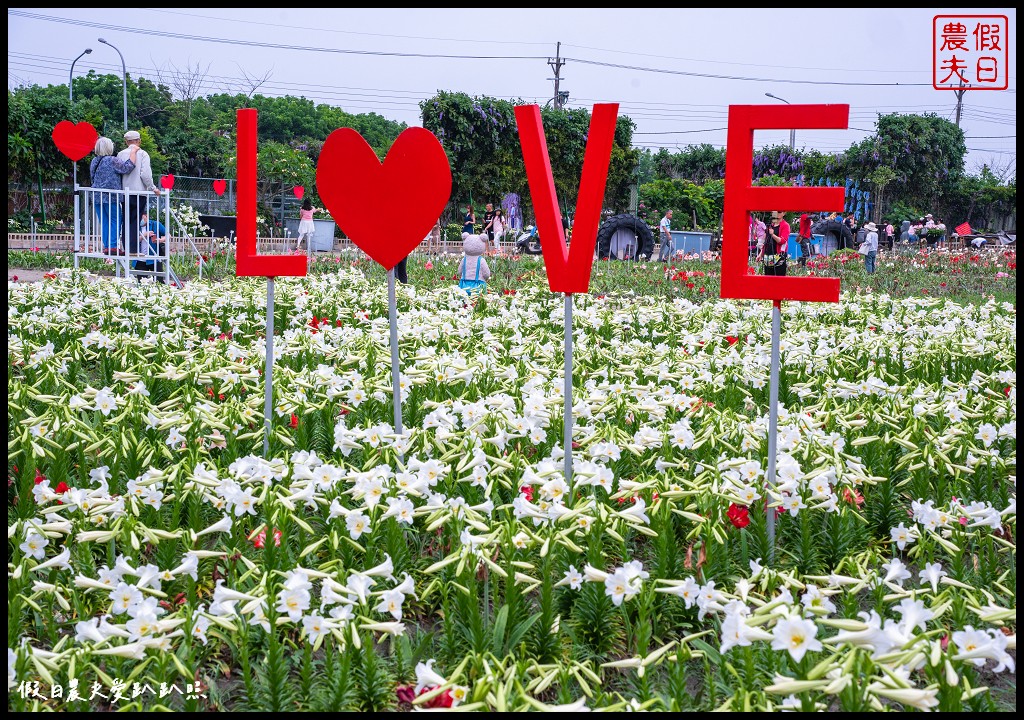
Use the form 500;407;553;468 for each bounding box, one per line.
954;78;967;128
548;42;565;109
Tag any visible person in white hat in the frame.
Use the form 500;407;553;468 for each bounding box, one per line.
860;221;879;274
117;130;161;267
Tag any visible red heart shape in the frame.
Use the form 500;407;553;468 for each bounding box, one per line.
52;121;98;162
293;186;304;200
317;128;451;270
212;179;226;196
161;174;175;190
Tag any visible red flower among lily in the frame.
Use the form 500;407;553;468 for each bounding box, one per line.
726;503;750;529
252;528;282;549
841;488;865;507
396;685;453;709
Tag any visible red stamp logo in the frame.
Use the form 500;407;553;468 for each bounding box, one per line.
933;15;1008;90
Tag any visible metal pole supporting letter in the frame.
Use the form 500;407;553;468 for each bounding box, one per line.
765;299;782;562
73;194;81;269
264;278;275;457
388;268;403;437
564;293;573;484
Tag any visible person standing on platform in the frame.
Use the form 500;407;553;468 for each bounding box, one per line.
136;211;169;282
88;136;137;254
117;130;161;265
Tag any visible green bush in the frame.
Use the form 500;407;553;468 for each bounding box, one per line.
444;223;464;245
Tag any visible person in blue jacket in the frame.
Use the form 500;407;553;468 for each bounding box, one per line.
136;211;168;282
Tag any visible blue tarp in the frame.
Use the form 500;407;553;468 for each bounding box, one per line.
787;233;826;259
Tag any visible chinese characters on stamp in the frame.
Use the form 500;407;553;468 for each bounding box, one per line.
933;15;1009;90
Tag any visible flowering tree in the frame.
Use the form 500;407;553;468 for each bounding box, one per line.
421;91;638;220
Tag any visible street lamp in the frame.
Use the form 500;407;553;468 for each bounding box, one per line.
765;92;795;151
98;38;128;132
70;48;93;189
69;48;92;103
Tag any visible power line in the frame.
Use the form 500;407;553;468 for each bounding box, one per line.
634;127;728;135
566;56;934;87
149;8;553;47
8;11;548;61
563;42;927;75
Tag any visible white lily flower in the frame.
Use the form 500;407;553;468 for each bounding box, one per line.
414;659;447;694
32;546;70;572
194;515;233;539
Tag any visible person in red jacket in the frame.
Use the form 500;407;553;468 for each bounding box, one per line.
758;211;791;276
797;212;813;267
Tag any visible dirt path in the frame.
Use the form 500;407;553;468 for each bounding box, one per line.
9;267;114;284
8;268;50;283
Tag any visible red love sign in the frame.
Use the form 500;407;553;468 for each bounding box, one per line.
212;179;226;196
160;174;175;190
293;186;304;200
317;127;451;271
52;120;98;162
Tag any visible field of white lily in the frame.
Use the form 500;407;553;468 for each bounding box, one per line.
7;268;1016;711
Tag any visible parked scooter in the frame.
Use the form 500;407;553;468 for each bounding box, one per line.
514;223;571;255
515;225;542;255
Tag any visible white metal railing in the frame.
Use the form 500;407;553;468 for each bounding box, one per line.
74;186;172;283
168;207;208;281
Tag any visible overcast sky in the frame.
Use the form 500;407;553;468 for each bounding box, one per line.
8;8;1016;180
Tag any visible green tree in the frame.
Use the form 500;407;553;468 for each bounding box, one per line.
871;113;966;209
948;166;1016;231
672;144;726;183
638;178;714;230
7;84;79;220
421;91;522;212
255;141;317;210
867;165;897;223
634;148;658;185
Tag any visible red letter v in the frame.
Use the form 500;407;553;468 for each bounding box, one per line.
514;104;618;294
